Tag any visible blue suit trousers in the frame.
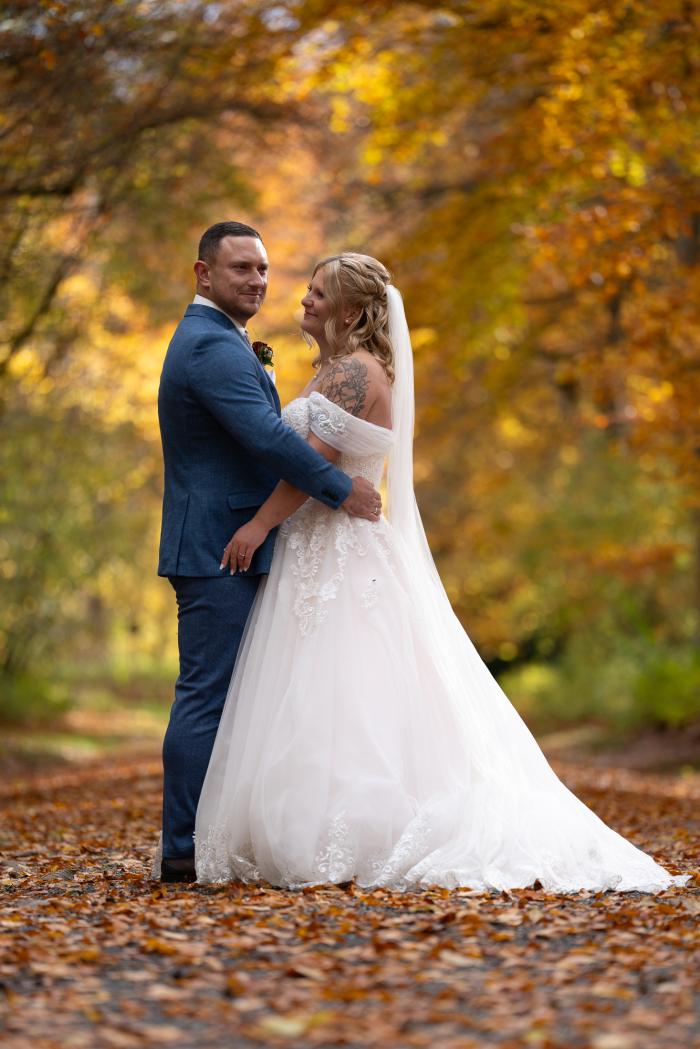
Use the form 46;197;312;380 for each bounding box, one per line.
162;573;261;858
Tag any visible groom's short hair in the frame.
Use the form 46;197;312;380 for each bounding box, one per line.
198;221;262;263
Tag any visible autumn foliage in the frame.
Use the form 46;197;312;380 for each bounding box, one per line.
1;3;700;726
0;756;698;1047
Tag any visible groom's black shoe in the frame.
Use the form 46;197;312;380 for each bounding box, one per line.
160;857;197;884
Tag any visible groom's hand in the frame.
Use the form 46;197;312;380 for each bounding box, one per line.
342;477;382;522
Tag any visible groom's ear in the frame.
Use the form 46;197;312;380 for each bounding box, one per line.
194;259;210;289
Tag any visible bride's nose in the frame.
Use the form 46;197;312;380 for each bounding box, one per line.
301;292;313;309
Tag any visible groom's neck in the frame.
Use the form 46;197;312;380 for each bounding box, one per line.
195;292;248;330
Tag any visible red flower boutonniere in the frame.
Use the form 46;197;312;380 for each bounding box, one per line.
252;340;274;367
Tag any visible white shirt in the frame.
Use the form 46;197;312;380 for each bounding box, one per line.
192;294;248;339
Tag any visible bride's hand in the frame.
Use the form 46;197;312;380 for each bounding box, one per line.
220;517;270;574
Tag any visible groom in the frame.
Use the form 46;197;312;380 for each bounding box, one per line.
157;221;382;882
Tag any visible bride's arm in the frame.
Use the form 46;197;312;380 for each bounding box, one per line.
222;355;390;573
221;433;339;574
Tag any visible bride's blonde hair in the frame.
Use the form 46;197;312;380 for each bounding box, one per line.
309;252;394;382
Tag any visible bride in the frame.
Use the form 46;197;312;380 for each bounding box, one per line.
194;253;688;893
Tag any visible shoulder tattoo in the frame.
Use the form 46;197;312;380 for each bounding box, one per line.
320;357;369;416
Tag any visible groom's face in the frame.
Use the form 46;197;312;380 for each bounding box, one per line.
195;236;269;325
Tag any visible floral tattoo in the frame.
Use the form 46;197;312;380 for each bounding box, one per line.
320;358;369;416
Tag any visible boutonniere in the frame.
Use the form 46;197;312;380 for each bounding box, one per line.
252;340;274;367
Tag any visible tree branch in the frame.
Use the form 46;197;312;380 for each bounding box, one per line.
0;255;76;377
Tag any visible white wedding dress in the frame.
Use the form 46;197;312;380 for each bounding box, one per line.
194;405;687;892
194;290;688;893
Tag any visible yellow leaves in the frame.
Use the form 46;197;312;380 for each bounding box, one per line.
647;380;674;404
609;148;647;186
498;413;533;447
559;445;580;466
362;143;385;169
12;267;165;434
558;82;584;102
6;346;46;385
409;326;437;352
329;95;352;134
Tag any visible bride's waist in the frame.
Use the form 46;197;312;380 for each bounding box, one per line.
338;453;384;486
280;501;389;539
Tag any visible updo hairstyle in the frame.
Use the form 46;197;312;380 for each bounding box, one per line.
311;252;394;382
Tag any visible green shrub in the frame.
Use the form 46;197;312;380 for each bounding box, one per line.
0;673;72;727
501;641;700;734
632;652;700;728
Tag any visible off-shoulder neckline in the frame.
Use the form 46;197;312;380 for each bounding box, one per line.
287;391;394;435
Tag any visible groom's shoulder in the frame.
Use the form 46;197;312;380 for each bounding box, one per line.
169;307;246;354
163;310;255;390
173;305;226;336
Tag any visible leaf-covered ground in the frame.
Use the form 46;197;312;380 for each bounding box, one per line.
0;757;698;1049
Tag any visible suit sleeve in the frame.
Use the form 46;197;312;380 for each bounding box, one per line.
187;330;352;508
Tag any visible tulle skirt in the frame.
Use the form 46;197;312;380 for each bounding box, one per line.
195;504;688;893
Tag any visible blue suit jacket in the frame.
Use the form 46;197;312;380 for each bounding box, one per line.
157;304;352;577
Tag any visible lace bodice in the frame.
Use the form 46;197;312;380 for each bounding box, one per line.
276;393;395;637
282;392;393;486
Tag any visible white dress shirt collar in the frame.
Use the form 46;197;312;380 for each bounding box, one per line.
192;294;248;338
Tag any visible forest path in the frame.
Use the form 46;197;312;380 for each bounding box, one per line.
1;756;698;1049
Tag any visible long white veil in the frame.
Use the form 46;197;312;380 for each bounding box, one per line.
386;287;436;559
384;285;558;782
386;285;457;598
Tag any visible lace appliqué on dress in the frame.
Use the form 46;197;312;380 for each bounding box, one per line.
368;814;432;889
195;825;262;884
281;397;312;437
361;576;381;609
282;515;365;636
282;514;394;636
314;812;356;882
309;400;348;441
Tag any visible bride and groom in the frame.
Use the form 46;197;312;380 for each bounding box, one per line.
155;220;686;893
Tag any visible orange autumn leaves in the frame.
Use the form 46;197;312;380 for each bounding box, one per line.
0;754;698;1048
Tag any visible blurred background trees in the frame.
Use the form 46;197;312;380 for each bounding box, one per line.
2;0;699;741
